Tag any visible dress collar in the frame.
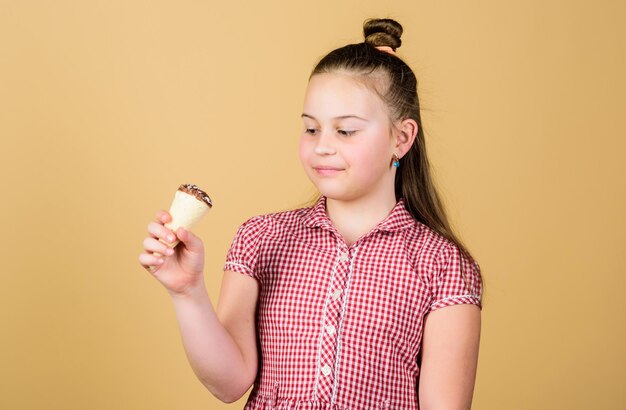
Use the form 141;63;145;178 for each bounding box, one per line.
301;195;415;233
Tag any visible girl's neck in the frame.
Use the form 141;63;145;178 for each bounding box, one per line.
325;192;398;247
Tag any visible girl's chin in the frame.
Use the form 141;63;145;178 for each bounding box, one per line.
313;185;351;199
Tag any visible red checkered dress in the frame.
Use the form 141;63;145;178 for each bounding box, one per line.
223;195;483;410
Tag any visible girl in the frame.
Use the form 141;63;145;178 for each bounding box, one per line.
139;18;484;410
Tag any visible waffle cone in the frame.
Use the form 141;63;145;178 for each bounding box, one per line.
150;189;211;261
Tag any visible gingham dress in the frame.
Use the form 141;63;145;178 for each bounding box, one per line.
223;195;483;410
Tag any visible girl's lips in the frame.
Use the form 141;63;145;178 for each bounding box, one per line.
314;166;343;176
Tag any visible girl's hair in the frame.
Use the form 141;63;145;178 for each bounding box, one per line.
299;18;484;295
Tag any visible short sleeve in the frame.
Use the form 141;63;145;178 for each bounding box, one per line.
428;242;483;313
223;215;268;281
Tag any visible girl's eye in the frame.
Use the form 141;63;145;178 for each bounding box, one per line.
304;128;317;135
303;128;355;136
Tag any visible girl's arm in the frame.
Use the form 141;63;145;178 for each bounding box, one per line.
170;270;259;403
418;304;481;410
140;210;259;402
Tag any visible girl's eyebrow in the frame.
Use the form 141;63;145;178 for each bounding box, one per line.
301;113;368;122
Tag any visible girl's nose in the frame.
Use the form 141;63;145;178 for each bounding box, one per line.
314;130;336;155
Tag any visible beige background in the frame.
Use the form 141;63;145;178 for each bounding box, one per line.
1;1;624;409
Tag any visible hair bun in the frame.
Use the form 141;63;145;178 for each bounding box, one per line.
363;18;403;51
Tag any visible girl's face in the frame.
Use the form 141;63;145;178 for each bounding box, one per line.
299;73;397;202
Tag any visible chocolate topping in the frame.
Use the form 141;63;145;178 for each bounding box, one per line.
178;184;213;208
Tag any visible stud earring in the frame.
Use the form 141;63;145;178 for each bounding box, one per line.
392;154;400;168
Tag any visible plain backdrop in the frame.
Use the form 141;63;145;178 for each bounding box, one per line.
1;1;625;409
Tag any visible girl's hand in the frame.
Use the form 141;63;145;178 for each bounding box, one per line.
139;210;206;297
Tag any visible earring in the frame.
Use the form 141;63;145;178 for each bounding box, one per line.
392;154;400;168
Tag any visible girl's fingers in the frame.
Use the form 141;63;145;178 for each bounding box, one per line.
138;252;164;269
175;227;203;253
143;236;175;256
139;211;174;272
155;210;172;224
147;221;177;244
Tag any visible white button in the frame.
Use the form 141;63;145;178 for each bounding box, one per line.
332;289;342;300
325;324;336;335
321;364;331;376
339;252;348;262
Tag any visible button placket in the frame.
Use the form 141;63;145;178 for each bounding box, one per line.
315;247;352;401
329;245;359;406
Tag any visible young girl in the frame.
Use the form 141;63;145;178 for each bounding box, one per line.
139;18;484;410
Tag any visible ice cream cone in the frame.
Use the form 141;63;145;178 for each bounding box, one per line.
150;184;212;264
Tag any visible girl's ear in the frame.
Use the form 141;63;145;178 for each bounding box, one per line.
395;118;418;156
